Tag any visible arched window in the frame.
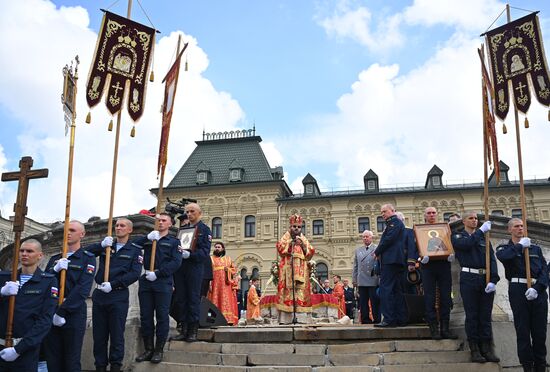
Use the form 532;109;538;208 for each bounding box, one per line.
251;267;260;290
316;262;328;292
212;217;222;239
244;215;256;237
358;217;370;233
240;268;249;293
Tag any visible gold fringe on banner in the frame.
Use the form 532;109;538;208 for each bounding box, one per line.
524;117;529;128
149;70;154;82
108;119;113;131
502;123;508;134
130;125;136;137
85;112;91;124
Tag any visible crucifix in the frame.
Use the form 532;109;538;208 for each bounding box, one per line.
111;81;124;98
515;81;527;97
1;156;48;347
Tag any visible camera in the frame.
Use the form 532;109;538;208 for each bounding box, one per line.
165;197;197;222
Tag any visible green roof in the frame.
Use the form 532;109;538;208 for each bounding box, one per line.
167;136;277;187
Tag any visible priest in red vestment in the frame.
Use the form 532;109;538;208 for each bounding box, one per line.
332;274;346;318
207;242;239;325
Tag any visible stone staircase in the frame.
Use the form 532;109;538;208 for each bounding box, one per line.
130;325;501;372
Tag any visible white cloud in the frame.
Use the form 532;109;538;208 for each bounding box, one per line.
316;1;404;52
260;141;284;168
0;1;245;222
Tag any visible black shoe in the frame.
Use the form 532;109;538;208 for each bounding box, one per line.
439;320;457;339
169;323;188;342
95;367;107;372
468;341;486;363
534;363;546;372
522;362;534;372
374;321;395;328
428;321;442;340
150;339;166;364
135;336;154;362
186;322;199;342
110;364;122;372
479;340;500;363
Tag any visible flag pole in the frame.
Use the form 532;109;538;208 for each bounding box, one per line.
59;56;80;304
506;4;531;287
104;0;133;282
149;34;182;271
479;45;492;285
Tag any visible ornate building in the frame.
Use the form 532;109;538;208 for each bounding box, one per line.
160;130;550;294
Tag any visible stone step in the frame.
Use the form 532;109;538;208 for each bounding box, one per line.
248;353;326;367
131;363;312;372
382;350;472;365
162;350;247;366
379;362;501;372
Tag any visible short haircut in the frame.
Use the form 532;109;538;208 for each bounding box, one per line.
185;203;202;213
381;203;395;211
362;230;373;237
70;220;86;233
21;238;42;252
215;241;225;249
334;274;341;280
116;217;133;229
508;217;523;229
462;211;477;220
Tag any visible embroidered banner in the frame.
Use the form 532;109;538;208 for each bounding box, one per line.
485;12;550;121
157;44;186;175
86;11;155;121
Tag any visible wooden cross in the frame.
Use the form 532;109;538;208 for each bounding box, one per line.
1;156;48;347
1;156;49;232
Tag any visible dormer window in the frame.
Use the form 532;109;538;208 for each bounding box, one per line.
367;180;376;190
305;184;314;195
432;176;441;187
197;171;208;184
230;168;241;182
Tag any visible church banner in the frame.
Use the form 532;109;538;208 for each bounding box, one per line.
86;11;155;121
485;12;550;121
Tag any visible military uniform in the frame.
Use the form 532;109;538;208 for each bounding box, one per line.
172;221;211;340
352;243;380;324
496;240;548;371
343;285;355;319
43;249;96;372
87;239;142;370
135;234;181;346
453;229;499;361
374;215;406;326
0;269;57;371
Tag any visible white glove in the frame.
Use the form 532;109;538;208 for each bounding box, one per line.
525;287;538;301
147;231;160;241
53;314;66;327
519;237;531;248
145;270;157;281
485;282;496;293
480;221;492;233
421;256;430;264
99;282;112;293
53;258;69;273
447;254;455;263
0;281;19;297
0;347;19;362
181;250;190;259
101;236;113;248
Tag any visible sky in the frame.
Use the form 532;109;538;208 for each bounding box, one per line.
1;0;550;223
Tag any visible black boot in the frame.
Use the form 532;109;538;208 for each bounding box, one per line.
522;362;534;372
169;322;188;341
110;364;122;372
135;336;154;362
95;367;107;372
440;320;458;339
150;339;166;364
186;322;199;342
468;341;486;363
428;321;442;340
479;340;500;363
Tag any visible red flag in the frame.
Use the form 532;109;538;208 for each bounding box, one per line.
157;44;187;175
479;47;500;185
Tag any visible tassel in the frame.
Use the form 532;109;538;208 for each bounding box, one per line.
502;123;507;134
130;125;136;137
149;70;154;82
524;117;529;128
85;111;91;124
185;58;188;72
108;119;113;131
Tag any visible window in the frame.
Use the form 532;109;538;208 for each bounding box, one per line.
305;184;313;194
244;215;256;237
367;180;376;190
432;176;441;186
316;262;328;292
512;209;522;219
301;221;306;235
197;171;207;184
230;169;241;182
212;217;222;239
491;210;504;216
313;220;324;235
358;217;370;233
377;217;385;232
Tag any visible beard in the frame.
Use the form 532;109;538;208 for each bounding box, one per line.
213;249;225;257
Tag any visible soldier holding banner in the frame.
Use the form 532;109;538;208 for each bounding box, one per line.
43;221;96;372
0;239;58;370
88;218;142;372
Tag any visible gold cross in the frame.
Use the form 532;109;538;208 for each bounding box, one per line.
111;81;124;98
515;82;527;97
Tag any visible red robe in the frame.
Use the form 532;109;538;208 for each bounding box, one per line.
246;284;260;320
208;255;239;325
333;282;346;318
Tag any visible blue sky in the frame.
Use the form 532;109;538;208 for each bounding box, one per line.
1;0;550;222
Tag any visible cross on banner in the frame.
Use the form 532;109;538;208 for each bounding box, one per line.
1;156;49;232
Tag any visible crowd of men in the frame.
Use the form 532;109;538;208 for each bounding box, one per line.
0;202;547;372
